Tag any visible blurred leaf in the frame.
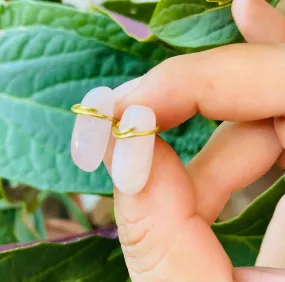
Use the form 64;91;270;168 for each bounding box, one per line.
0;206;43;244
213;176;285;266
103;0;157;23
14;209;41;242
0;181;44;243
34;208;47;239
0;208;17;244
0;182;39;213
1;175;284;279
149;0;279;51
0;229;129;282
53;193;92;231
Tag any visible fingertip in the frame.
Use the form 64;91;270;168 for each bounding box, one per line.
232;0;285;43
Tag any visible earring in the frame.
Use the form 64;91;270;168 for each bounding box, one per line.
111;105;159;195
71;87;116;172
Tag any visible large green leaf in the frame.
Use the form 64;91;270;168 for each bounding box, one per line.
0;26;151;194
149;0;279;51
213;176;285;266
0;231;129;282
0;0;178;63
0;1;216;195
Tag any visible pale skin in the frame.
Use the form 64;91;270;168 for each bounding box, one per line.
102;0;285;281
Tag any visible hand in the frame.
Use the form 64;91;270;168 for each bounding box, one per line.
103;0;285;281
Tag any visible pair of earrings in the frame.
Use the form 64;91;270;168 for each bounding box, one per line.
70;86;158;195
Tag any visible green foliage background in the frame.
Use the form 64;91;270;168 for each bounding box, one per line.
0;0;282;280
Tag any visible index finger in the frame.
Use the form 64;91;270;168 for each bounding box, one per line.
116;44;285;130
234;267;285;282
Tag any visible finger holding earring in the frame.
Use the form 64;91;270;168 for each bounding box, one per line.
70;86;158;196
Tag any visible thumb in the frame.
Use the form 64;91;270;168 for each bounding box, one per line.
102;82;233;282
105;137;232;282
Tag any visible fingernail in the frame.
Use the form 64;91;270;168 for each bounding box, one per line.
113;76;143;103
254;267;285;275
71;87;115;172
234;267;285;282
111;105;156;195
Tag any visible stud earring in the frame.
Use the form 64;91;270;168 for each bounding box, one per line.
111;105;159;195
71;87;116;172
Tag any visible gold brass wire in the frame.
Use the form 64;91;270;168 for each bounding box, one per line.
71;104;117;125
112;121;159;139
71;103;159;139
206;0;231;5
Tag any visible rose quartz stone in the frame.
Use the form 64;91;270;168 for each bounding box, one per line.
71;87;114;172
112;105;156;194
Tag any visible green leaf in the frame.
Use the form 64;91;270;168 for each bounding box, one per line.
149;0;279;51
0;3;215;195
0;233;129;282
0;0;178;63
213;176;285;266
0;26;150;194
103;0;157;23
161;114;216;163
0;0;176;195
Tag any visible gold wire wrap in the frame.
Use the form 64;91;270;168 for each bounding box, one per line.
206;0;231;5
112;121;159;139
71;104;117;125
71;103;159;139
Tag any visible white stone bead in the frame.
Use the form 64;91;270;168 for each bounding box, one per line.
71;87;115;172
112;105;156;195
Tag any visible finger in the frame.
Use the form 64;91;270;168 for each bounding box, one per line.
187;119;282;223
232;0;285;43
105;137;232;282
116;44;285;130
187;0;285;223
112;73;282;225
256;194;285;268
232;0;285;168
234;267;285;282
